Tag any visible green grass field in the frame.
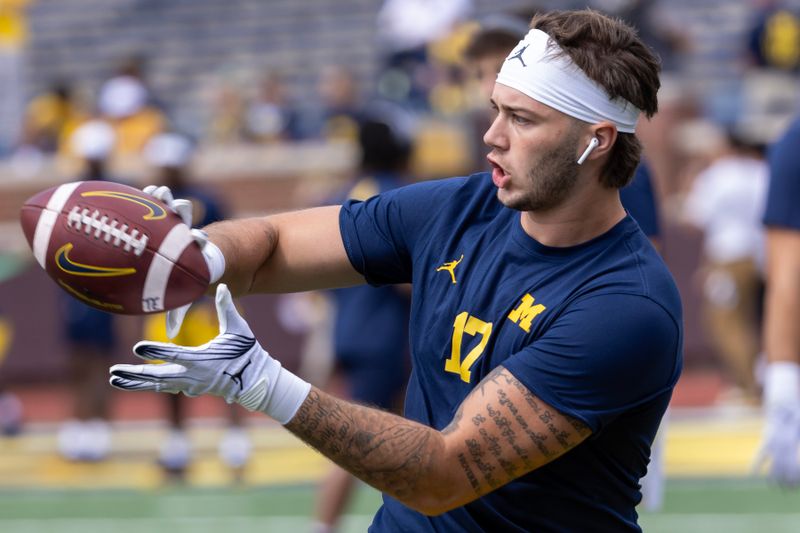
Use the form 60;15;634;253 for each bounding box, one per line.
1;478;799;533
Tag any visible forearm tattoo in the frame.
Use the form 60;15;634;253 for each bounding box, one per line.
287;367;591;507
285;388;441;501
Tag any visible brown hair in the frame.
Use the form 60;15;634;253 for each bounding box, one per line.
530;10;661;188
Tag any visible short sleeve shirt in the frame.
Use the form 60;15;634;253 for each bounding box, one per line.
339;173;683;532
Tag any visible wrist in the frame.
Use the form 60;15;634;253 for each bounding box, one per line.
263;366;312;425
203;240;226;284
237;357;311;424
765;361;800;408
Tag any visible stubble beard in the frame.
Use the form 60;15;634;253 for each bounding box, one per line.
502;128;582;212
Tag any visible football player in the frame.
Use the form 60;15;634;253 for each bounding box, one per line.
111;10;681;531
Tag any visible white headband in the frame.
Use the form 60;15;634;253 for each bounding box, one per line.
496;29;640;133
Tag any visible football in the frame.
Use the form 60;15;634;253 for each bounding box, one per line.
19;180;210;315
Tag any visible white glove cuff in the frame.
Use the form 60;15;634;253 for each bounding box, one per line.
237;357;311;424
202;240;226;284
765;361;800;407
263;366;312;425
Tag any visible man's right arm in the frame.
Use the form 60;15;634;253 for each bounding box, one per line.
205;205;365;296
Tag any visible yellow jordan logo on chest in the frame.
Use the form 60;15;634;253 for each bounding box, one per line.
436;254;464;284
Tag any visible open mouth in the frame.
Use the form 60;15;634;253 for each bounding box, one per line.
487;156;510;189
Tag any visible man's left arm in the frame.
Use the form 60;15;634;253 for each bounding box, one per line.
289;365;590;515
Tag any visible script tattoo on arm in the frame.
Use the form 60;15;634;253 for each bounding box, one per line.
284;366;591;514
444;366;592;498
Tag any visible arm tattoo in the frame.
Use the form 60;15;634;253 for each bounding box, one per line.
285;388;440;501
448;366;592;497
285;367;592;508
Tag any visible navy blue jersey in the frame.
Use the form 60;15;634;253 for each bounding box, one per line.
621;162;660;238
764;118;800;229
331;173;411;407
339;173;683;532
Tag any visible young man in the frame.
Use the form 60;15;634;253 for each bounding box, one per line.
755;116;800;486
111;10;682;531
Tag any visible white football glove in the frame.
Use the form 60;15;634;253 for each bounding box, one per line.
753;361;800;486
109;284;311;424
143;185;226;338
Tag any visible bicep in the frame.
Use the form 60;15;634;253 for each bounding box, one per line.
438;366;590;507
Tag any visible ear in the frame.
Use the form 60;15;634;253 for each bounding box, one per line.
586;122;618;161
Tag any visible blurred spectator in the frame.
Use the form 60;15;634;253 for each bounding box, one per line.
463;14;528;104
739;1;800;154
682;128;769;404
19;81;83;153
0;307;21;436
204;80;247;144
747;0;800;71
306;65;364;142
312;106;413;533
0;0;31;155
243;71;304;143
0;250;27;436
142;132;252;479
56;120;120;461
98;55;166;156
375;0;473;109
9;80;87;177
462;12;529;170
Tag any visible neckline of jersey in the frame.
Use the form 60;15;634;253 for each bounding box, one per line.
509;212;636;260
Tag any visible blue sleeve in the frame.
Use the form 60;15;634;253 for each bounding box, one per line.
339;177;466;286
764;119;800;229
620;162;660;238
502;293;681;434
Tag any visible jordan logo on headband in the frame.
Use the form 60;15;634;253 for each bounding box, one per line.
507;44;528;67
496;29;641;133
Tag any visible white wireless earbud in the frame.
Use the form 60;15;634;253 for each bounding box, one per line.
576;137;600;165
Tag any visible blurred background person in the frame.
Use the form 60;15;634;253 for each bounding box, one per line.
0;0;31;156
311;105;413;533
682;126;769;405
0;305;21;436
19;80;82;154
305;65;364;142
98;54;166;158
202;78;247;145
747;0;800;72
243;70;304;143
756;115;800;486
375;0;472;109
461;12;529;171
55;119;119;462
141;131;252;480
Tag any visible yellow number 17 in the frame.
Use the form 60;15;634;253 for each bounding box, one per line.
445;311;493;383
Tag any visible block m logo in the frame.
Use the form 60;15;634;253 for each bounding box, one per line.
507;293;546;333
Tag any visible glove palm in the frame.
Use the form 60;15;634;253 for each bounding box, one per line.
110;284;309;423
